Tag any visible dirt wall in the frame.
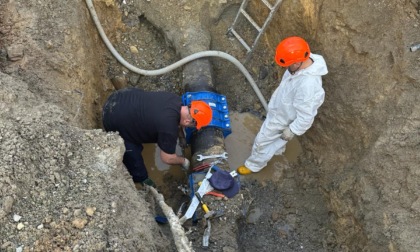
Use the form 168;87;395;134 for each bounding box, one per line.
0;0;115;129
0;1;172;251
259;0;420;250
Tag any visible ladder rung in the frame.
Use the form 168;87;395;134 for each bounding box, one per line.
240;9;261;32
260;0;273;9
229;28;251;52
228;0;284;63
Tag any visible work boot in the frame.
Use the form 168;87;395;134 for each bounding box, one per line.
237;165;253;175
141;178;156;188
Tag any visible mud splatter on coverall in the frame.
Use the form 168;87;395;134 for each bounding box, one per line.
245;53;328;172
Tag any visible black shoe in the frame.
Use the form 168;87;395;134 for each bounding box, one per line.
141;178;156;188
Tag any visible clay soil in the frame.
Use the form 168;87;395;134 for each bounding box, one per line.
1;0;420;252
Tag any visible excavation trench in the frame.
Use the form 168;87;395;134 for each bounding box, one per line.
2;0;418;251
87;0;332;251
87;1;316;249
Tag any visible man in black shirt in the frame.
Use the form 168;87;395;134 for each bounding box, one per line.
102;88;212;186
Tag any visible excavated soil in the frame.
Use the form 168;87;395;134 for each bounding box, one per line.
1;0;420;251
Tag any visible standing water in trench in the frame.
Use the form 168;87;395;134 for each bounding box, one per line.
140;111;325;252
226;112;302;182
142;111;302;186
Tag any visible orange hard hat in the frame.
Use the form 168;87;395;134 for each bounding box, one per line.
274;36;310;67
190;100;212;130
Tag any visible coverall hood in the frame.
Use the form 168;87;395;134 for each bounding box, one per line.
301;53;328;77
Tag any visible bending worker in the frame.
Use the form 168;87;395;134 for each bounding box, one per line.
237;36;328;175
102;87;212;186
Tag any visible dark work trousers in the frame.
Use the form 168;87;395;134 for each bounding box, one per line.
102;93;148;183
123;140;148;183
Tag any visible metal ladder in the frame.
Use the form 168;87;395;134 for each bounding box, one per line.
228;0;283;63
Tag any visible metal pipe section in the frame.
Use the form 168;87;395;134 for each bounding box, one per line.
183;59;215;92
182;59;230;171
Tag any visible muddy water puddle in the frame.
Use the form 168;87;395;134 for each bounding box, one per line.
141;144;187;187
225;112;302;183
142;112;302;186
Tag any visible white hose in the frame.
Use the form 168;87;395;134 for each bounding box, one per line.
85;0;268;112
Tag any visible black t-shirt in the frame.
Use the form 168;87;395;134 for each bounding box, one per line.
102;88;181;154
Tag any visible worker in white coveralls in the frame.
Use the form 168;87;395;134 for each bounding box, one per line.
237;36;328;175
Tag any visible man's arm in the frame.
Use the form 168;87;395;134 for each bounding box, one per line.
289;81;325;135
160;150;190;170
160;150;185;165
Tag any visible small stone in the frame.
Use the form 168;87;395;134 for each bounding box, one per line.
129;46;139;54
74;209;82;217
45;40;53;49
86;207;96;217
44;215;52;223
110;76;128;90
13;214;22;222
271;211;281;221
6;44;24;61
278;224;291;238
259;65;268;80
279;229;288;238
50;221;58;228
246;208;263;224
72;218;88;229
104;0;114;6
3;196;14;213
17;223;25;230
1;241;12;249
37;224;44;229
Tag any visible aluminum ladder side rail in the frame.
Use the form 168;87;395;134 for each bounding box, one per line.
246;0;283;62
228;0;283;63
229;28;251;52
228;0;252;53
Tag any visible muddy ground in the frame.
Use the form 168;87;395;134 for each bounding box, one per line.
1;0;420;251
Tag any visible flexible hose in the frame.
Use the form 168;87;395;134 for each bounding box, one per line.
85;0;268;112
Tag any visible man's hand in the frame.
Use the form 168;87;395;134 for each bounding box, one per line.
280;127;295;141
181;158;190;170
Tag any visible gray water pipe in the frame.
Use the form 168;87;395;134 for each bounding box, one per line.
85;0;268;112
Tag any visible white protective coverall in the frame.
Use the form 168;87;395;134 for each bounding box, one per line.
245;53;328;172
